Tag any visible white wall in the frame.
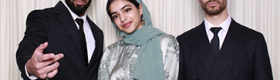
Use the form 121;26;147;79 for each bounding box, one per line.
0;0;279;80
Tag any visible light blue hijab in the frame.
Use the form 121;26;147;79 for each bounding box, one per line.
110;0;166;80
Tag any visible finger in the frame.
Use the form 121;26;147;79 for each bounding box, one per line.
37;70;50;79
31;54;55;70
35;42;48;54
40;53;55;61
41;53;63;62
37;61;59;78
26;54;52;74
37;71;53;79
38;53;64;68
38;74;46;79
47;69;58;78
54;53;64;61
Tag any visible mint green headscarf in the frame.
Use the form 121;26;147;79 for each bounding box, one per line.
110;0;166;80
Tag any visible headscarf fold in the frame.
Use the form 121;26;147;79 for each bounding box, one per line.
110;0;165;80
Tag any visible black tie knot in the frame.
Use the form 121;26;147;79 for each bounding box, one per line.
210;27;222;35
75;18;84;29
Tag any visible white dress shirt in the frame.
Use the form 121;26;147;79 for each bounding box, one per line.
61;0;96;63
204;16;231;49
26;1;95;79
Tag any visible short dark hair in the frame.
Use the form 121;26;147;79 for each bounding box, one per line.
106;0;140;21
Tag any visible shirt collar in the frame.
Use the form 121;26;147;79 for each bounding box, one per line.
61;0;87;20
204;16;231;32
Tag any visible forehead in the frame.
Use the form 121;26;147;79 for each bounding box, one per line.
109;0;135;12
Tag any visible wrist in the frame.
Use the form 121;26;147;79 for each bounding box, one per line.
25;61;38;79
26;60;34;75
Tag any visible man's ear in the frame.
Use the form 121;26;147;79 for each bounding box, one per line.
198;0;202;4
139;3;143;15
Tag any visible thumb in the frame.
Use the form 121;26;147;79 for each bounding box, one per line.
35;42;48;54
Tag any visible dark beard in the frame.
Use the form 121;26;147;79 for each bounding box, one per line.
66;0;92;16
201;0;227;15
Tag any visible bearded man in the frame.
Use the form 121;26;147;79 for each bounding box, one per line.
16;0;104;80
177;0;273;80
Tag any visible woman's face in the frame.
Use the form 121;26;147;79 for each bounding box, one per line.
109;0;143;33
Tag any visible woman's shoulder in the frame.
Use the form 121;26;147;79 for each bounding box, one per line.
106;40;139;51
103;40;126;57
159;34;177;42
158;34;178;48
103;40;139;59
106;40;126;50
159;33;179;49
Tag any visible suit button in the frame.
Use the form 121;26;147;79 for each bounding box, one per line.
233;79;237;80
196;79;199;80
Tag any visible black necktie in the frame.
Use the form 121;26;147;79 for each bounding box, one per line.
210;27;222;59
75;18;88;64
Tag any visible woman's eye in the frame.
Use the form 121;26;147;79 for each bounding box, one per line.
124;8;131;12
112;15;118;19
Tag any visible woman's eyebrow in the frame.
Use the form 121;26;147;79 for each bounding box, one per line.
111;5;132;15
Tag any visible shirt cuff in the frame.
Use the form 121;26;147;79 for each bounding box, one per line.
25;64;38;80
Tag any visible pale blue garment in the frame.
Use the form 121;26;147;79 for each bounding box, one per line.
98;34;179;80
99;0;178;80
110;0;165;79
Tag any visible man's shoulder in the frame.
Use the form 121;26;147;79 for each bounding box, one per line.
238;25;264;40
240;25;261;34
28;1;63;17
177;25;202;39
28;7;55;16
231;20;263;36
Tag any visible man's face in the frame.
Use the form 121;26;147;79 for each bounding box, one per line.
65;0;92;16
199;0;227;15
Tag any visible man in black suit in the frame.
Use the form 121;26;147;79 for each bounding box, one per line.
16;0;103;80
177;0;273;80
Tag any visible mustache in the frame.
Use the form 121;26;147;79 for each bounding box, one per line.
205;0;220;5
74;0;87;2
76;0;86;1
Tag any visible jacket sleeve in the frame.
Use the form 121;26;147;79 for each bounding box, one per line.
176;35;186;80
253;33;273;80
16;10;48;79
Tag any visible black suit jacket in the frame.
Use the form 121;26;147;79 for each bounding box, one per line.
16;1;104;80
177;19;273;80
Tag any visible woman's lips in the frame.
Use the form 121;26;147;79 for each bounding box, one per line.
123;21;132;28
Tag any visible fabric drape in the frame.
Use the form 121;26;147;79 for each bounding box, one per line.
109;0;166;79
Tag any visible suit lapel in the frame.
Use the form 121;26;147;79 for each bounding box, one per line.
54;1;85;65
87;17;103;69
186;22;216;76
210;19;252;79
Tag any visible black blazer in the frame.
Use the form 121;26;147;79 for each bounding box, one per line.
177;19;273;80
16;1;104;80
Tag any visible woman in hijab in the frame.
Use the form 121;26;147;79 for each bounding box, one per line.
98;0;179;80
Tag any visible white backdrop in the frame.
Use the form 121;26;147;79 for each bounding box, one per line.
0;0;279;80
